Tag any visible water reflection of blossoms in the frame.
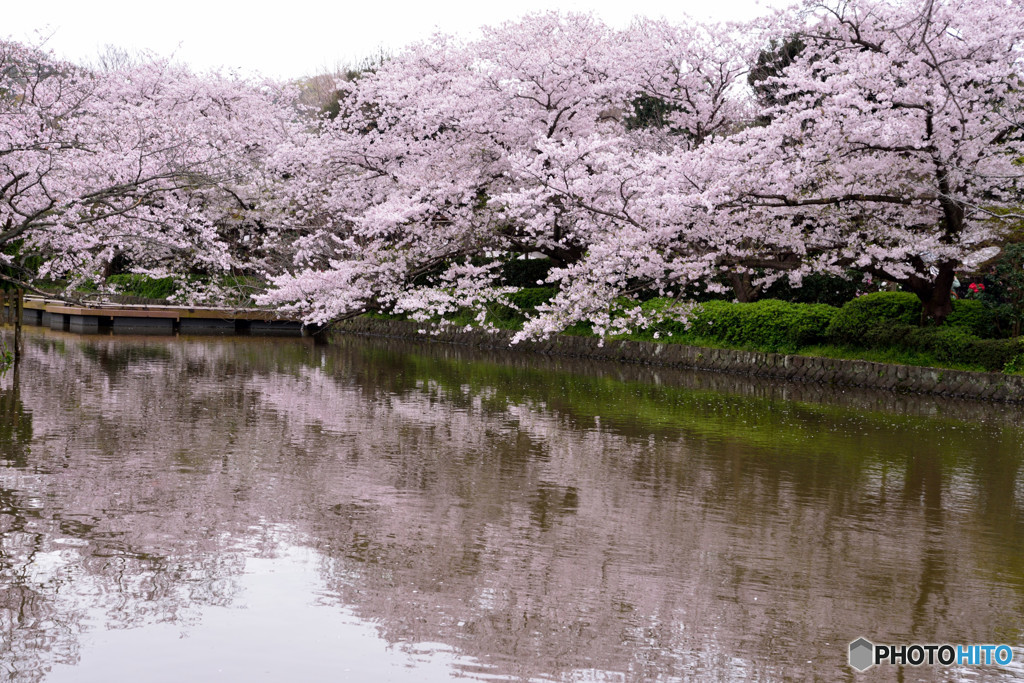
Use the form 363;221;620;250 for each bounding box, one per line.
1;331;1023;681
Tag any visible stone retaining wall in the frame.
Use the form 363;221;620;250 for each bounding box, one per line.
333;317;1024;403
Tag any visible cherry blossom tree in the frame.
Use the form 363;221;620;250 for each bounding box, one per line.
728;0;1024;323
257;13;646;326
0;40;297;298
497;18;760;338
534;0;1024;336
1;40;89;288
257;13;760;331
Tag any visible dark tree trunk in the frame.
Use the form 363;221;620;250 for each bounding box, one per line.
728;272;761;303
905;263;956;325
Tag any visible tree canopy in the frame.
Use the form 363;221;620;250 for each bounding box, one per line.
3;0;1022;334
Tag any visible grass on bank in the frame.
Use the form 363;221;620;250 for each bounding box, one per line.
392;290;1024;376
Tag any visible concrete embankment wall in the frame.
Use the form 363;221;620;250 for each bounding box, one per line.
333;317;1024;403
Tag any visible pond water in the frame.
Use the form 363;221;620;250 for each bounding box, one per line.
1;328;1023;682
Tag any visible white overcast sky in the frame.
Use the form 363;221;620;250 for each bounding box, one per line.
5;0;787;80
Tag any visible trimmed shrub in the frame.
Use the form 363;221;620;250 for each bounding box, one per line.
827;292;921;345
693;300;836;351
645;299;835;352
945;299;1001;338
971;338;1024;372
862;323;1021;371
829;291;1003;342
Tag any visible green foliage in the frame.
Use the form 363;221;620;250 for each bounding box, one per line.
215;274;265;307
426;284;1023;374
1;241;44;286
624;93;679;131
106;274;177;300
980;243;1024;336
826;292;921;345
636;297;692;339
639;298;836;353
562;321;595;337
447;287;557;330
762;271;868;307
861;324;1022;372
827;291;1004;343
1003;353;1024;375
508;286;557;311
945;299;1002;338
748;35;806;125
488;287;557;328
499;258;554;288
633;294;1018;371
690;300;836;352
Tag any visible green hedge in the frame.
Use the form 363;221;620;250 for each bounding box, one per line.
861;324;1022;372
825;293;1019;370
692;300;837;352
443;288;1024;372
827;292;1003;343
826;292;921;345
945;299;1002;338
635;294;1021;370
642;298;837;353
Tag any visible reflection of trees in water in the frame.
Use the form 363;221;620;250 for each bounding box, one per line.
0;484;76;683
214;337;1024;677
2;329;1024;681
0;367;54;682
0;365;31;469
0;336;301;680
